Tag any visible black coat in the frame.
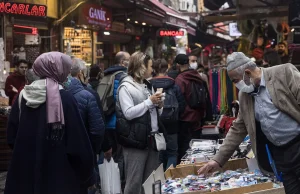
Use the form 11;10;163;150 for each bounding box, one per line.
5;90;96;194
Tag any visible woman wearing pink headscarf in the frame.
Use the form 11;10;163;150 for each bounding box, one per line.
5;52;96;194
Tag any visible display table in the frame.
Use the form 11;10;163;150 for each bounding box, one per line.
165;159;274;194
0;115;12;171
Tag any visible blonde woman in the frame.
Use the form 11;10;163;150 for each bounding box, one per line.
116;52;165;194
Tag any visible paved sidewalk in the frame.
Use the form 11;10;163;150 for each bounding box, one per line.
0;172;6;194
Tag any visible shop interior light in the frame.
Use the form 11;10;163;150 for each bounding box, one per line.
107;18;110;21
127;18;130;21
3;68;6;75
142;22;146;25
291;28;295;32
104;31;110;35
135;21;138;24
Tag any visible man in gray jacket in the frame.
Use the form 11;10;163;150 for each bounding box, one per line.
199;52;300;194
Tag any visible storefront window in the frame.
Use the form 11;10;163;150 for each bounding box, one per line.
63;27;93;63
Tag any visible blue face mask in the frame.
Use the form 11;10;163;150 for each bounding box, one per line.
63;76;72;89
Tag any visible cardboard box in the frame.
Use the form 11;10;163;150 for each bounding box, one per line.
246;187;285;194
165;159;273;194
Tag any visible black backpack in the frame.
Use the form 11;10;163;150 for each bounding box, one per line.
160;88;179;122
188;81;207;109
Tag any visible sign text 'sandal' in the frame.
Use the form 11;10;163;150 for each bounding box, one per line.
159;30;184;37
0;2;47;17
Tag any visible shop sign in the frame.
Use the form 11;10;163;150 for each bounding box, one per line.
14;25;38;35
166;16;187;28
159;30;184;37
0;2;47;17
80;3;112;28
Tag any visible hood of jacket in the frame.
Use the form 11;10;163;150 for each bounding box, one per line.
22;79;46;108
150;76;175;90
66;77;85;95
178;69;203;84
104;65;127;76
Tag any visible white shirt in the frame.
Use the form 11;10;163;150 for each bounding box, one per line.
118;83;163;132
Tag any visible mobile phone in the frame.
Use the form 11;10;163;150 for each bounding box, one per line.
156;88;163;94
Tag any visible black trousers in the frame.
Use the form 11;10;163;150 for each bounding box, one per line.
256;121;300;194
270;137;300;194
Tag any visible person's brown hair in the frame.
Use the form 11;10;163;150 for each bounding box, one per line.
128;51;150;82
153;58;168;75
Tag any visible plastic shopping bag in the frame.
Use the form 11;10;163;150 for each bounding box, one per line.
99;158;121;194
154;133;166;151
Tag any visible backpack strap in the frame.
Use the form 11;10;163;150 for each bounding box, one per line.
18;90;24;121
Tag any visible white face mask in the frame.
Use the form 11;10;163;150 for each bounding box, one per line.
235;80;255;93
190;62;198;70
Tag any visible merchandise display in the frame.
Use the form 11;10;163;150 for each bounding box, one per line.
181;140;217;164
181;138;251;165
209;68;238;115
63;27;93;62
0;106;10;116
162;169;274;193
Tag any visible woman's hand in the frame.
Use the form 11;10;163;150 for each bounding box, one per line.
150;93;163;104
158;101;164;109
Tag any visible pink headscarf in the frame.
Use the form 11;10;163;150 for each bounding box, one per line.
33;52;72;125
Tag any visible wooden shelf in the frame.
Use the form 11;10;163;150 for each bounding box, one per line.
96;56;104;59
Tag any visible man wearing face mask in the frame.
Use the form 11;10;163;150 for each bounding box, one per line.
175;54;206;162
189;54;198;70
277;42;289;64
198;52;300;194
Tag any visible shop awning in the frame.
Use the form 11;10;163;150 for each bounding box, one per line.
187;26;196;36
53;0;88;26
149;0;188;28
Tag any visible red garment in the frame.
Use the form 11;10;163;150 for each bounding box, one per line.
11;85;25;105
175;69;205;123
5;72;26;105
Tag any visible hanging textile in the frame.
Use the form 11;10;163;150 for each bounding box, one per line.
208;68;238;116
220;69;228;114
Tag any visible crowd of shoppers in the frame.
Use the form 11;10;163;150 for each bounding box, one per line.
4;50;210;194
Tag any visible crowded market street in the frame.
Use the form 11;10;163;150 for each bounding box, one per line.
0;0;300;194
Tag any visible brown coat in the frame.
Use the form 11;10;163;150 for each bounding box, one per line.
213;64;300;173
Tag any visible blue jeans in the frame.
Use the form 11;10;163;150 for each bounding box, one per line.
159;134;178;170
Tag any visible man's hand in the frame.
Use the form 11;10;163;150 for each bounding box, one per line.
104;148;112;162
197;160;221;176
11;85;18;93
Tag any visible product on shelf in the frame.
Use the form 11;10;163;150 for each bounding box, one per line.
162;169;275;194
63;27;92;62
